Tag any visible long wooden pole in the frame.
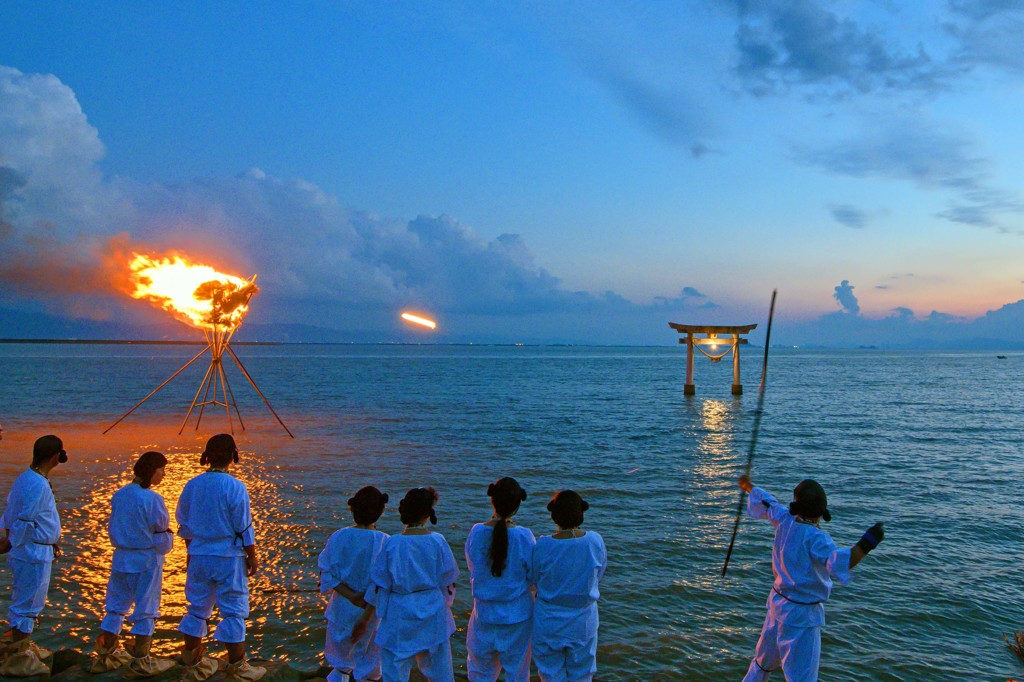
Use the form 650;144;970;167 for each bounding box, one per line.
721;289;777;577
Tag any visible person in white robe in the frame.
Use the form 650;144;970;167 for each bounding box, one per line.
90;451;175;676
318;486;390;682
177;434;264;682
739;474;885;682
365;487;458;682
0;435;66;676
465;477;535;682
531;490;607;682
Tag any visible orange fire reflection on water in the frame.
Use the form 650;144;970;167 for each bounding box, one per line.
0;424;301;658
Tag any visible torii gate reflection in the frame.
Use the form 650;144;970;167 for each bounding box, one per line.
668;323;757;396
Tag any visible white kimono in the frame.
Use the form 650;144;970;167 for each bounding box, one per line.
100;482;173;637
742;486;853;682
0;469;61;633
319;527;389;682
465;523;536;682
366;532;459;682
531;531;607;682
176;471;256;644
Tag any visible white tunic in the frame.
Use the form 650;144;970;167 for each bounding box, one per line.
532;531;607;645
748;486;852;628
109;482;173;573
465;523;535;624
319;527;389;625
1;470;61;563
367;532;459;656
176;471;255;556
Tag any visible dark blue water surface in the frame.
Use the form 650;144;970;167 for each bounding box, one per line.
0;343;1021;680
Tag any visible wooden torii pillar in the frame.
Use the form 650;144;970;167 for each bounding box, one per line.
668;323;758;396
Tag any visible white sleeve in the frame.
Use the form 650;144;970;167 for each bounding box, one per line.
748;487;787;527
152;496;174;555
810;532;853;586
176;487;194;540
232;486;256;547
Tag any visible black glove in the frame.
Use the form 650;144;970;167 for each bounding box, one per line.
855;522;884;554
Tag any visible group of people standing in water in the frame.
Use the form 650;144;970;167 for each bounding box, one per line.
0;431;884;682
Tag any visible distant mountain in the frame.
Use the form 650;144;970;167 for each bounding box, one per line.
0;307;358;343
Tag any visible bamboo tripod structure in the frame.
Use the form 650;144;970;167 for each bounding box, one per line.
104;285;294;438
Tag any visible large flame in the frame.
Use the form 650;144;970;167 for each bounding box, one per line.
129;253;258;330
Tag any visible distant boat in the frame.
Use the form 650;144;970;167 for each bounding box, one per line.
997;355;1007;359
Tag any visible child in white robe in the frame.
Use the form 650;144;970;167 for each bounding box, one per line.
0;435;66;677
365;487;458;682
319;486;390;682
465;477;535;682
90;451;175;676
177;434;264;682
739;474;885;682
531;490;607;682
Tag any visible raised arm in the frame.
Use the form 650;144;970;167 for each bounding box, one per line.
849;522;884;569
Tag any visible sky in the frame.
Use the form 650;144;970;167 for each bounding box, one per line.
3;1;1024;346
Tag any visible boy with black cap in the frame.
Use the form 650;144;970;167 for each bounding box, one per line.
176;434;264;682
738;474;884;682
0;435;66;676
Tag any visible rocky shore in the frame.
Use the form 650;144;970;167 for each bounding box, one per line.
16;650;470;682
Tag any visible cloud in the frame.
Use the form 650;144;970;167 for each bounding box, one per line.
654;286;720;311
946;1;1024;72
796;117;1023;230
828;203;868;228
729;0;949;97
833;279;860;314
0;65;742;344
578;54;712;151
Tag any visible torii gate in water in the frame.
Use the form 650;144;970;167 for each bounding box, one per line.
668;323;758;396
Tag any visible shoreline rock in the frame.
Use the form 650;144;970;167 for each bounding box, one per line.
19;649;471;682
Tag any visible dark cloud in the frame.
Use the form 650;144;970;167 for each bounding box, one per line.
875;284;889;290
828;203;868;228
833;279;860;314
730;0;949;97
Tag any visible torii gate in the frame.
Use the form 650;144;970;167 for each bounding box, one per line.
668;323;757;396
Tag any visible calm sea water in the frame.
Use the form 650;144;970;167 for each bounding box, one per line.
0;343;1021;680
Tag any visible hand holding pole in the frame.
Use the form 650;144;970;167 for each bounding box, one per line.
721;289;777;577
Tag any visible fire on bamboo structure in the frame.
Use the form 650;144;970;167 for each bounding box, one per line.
104;253;294;437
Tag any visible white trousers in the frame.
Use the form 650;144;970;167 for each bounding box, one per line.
532;635;597;682
178;555;249;644
7;558;50;634
742;609;821;682
381;639;454;682
325;614;381;681
100;565;163;637
466;613;531;682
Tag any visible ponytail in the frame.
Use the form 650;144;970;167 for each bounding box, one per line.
487;477;527;577
489;517;510;577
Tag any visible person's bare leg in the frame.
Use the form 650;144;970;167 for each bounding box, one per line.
11;629;29;642
225;642;245;664
183;634;203;652
133;635;153;657
98;630;119;649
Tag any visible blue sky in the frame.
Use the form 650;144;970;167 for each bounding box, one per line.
2;1;1024;345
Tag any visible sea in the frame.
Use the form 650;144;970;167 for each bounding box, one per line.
0;343;1020;681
